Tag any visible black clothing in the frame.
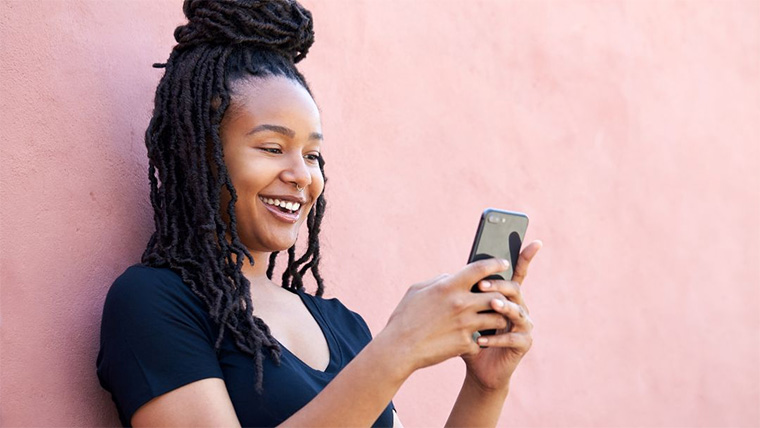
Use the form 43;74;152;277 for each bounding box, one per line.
96;264;394;427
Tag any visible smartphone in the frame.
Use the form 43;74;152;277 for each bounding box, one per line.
467;208;529;337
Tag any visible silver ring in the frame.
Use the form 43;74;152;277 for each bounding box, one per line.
295;184;303;191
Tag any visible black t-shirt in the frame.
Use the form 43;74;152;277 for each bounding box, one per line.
96;264;395;427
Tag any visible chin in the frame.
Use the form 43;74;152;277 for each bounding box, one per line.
245;234;299;253
269;240;298;252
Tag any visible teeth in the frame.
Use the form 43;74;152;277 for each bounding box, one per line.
259;196;301;213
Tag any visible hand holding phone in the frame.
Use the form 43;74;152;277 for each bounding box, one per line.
467;208;529;337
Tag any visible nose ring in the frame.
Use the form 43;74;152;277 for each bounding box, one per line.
295;183;303;192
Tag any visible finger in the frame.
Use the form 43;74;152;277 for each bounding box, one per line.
450;258;510;291
470;290;508;312
472;312;510;332
490;299;532;331
476;332;532;350
512;240;543;285
478;279;523;306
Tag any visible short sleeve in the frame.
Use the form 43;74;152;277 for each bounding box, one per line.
346;308;374;343
96;265;224;426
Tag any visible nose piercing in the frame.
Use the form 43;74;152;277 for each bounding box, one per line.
294;183;303;192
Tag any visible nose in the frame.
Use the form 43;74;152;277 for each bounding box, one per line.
280;152;312;190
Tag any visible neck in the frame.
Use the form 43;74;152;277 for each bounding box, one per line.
221;230;273;288
239;249;273;289
222;233;288;296
240;249;298;307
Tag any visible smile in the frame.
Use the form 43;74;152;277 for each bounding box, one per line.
259;196;301;213
258;196;303;223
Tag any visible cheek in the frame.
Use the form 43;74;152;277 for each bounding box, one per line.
229;160;269;194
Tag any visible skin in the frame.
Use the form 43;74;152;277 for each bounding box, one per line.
132;75;542;427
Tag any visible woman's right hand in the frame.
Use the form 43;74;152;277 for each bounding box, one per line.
378;257;512;374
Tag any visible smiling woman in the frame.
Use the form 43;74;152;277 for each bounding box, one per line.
95;1;541;427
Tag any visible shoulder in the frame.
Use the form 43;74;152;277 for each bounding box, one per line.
105;264;202;309
101;264;211;333
107;264;191;301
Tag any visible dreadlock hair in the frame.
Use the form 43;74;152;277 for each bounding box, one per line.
140;0;327;393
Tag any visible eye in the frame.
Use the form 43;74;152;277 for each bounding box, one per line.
259;147;282;154
304;153;321;162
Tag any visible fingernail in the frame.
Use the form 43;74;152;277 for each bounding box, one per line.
500;259;510;268
481;280;491;289
493;299;506;308
477;337;489;345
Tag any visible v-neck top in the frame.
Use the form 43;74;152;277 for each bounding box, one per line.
96;264;395;427
275;288;343;373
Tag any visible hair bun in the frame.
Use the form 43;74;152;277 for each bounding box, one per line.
174;0;314;63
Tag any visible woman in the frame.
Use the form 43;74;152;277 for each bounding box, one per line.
96;1;542;426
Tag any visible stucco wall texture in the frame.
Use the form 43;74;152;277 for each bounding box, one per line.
1;0;758;426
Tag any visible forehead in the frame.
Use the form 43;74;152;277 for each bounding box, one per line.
226;76;321;131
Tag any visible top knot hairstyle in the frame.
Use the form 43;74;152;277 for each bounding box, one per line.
174;0;314;62
141;0;327;392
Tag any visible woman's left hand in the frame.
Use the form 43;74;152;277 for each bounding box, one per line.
460;239;543;393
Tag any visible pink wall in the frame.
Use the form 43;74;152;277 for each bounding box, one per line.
1;1;758;426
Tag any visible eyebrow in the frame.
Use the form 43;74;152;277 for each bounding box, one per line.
247;124;323;141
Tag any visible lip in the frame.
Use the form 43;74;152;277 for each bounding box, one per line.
259;197;301;224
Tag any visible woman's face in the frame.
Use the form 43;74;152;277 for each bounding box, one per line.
219;76;324;253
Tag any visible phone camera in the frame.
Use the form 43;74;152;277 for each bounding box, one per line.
488;214;500;223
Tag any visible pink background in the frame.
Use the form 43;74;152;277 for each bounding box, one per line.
1;0;758;426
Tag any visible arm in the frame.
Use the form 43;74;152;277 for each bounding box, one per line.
132;378;241;427
445;240;542;427
130;257;514;427
285;257;521;427
445;376;509;427
282;330;412;427
131;334;410;428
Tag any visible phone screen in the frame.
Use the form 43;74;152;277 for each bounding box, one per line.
468;209;529;281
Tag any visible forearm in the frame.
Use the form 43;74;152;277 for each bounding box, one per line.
281;331;411;427
445;375;510;428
